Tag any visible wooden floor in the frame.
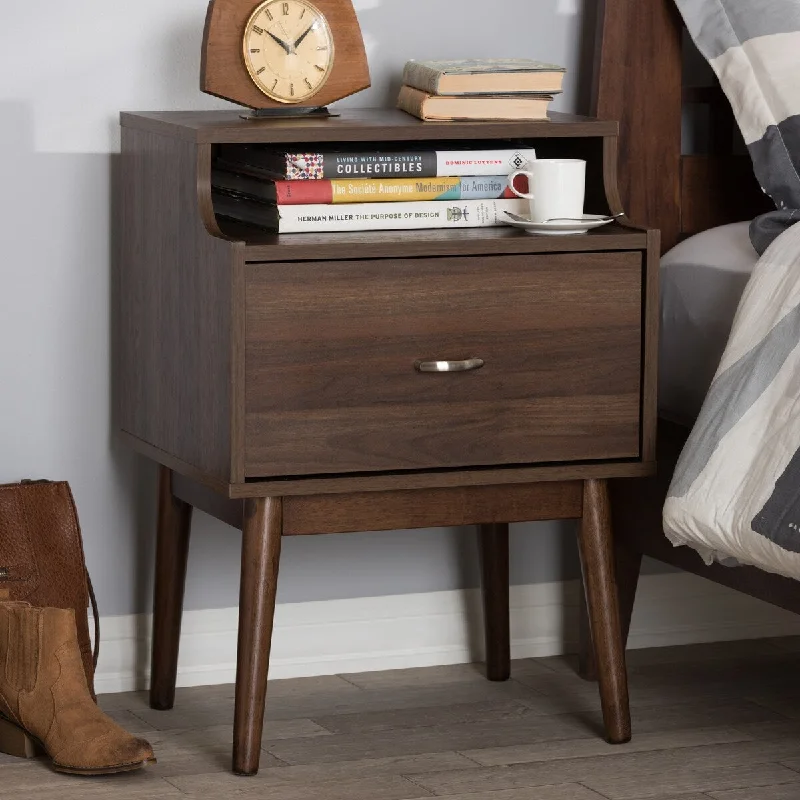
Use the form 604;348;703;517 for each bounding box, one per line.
5;638;800;799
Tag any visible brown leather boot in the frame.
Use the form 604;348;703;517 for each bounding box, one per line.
0;602;155;775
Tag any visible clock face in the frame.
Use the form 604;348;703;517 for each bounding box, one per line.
243;0;335;104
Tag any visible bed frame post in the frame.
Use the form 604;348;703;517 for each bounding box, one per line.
592;0;683;252
578;0;684;679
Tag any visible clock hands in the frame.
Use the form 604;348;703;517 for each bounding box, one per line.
292;21;317;50
264;18;318;59
265;29;294;55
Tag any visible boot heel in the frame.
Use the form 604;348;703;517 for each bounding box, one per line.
0;716;41;759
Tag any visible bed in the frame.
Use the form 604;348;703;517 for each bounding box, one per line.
579;0;798;677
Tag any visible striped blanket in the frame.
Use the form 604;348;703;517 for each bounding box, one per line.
663;222;800;578
675;0;800;254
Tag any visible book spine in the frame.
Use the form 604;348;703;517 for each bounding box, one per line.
401;61;442;94
283;148;536;180
277;198;528;233
274;176;516;204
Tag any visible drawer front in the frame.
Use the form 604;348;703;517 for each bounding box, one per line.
244;253;642;477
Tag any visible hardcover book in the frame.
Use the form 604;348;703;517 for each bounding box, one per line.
299;175;518;204
212;190;527;233
402;58;566;96
397;85;553;122
216;144;537;181
213;172;519;205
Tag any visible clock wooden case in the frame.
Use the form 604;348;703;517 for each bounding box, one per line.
201;0;371;109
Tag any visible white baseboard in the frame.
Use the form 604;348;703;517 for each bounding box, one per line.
93;572;800;695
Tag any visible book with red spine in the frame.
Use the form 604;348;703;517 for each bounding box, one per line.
212;167;524;205
274;175;520;204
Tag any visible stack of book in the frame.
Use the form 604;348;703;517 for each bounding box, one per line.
211;144;536;234
396;58;566;121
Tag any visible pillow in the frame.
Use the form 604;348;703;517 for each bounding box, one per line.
659;222;758;426
675;0;800;254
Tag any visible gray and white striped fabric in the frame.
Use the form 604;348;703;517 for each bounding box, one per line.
663;222;800;579
675;0;800;254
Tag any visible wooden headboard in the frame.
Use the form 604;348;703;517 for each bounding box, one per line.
592;0;771;252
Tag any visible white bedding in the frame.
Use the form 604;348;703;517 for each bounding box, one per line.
659;222;758;426
663;221;800;580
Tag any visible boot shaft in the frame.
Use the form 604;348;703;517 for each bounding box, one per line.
0;604;41;694
0;604;86;720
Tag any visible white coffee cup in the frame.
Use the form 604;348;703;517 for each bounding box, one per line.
507;159;586;223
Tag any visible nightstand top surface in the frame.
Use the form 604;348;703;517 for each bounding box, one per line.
120;108;619;144
234;224;648;262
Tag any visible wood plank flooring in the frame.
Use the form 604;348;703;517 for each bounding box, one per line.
4;637;800;799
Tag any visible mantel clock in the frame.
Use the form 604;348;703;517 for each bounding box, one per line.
201;0;370;113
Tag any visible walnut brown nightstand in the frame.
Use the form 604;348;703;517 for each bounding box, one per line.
118;109;658;775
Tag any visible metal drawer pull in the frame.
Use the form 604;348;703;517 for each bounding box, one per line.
414;358;485;373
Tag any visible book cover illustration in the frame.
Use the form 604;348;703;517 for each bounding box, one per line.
286;153;326;180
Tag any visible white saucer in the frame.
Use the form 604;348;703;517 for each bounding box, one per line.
502;212;616;236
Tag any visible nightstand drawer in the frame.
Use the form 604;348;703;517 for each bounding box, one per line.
244;252;642;477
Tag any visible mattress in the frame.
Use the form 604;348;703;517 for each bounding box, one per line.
659;222;759;426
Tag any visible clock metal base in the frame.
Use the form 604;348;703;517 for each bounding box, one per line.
239;106;339;121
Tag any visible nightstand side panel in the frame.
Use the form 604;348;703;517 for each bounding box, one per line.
118;127;237;483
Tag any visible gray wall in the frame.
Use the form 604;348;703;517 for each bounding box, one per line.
0;0;646;618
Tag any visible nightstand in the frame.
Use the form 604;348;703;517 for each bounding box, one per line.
118;109;658;775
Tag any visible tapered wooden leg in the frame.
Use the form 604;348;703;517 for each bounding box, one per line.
577;479;631;744
150;466;193;711
233;497;282;776
578;538;642;683
577;589;597;681
479;523;510;681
